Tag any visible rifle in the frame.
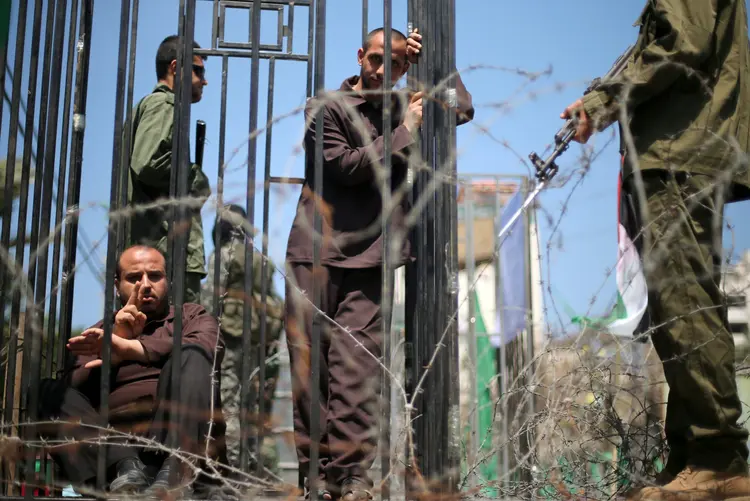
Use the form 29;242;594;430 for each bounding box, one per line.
495;44;635;244
195;119;206;167
529;44;635;184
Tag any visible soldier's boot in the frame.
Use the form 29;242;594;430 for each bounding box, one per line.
634;467;750;501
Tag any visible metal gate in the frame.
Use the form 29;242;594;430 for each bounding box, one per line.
0;0;474;499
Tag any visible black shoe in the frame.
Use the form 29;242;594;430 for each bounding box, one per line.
339;477;373;501
145;457;191;498
109;457;150;493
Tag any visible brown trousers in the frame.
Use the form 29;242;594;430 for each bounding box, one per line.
285;263;383;490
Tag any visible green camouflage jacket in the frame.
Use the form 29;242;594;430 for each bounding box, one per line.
127;84;212;275
582;0;750;198
202;238;284;342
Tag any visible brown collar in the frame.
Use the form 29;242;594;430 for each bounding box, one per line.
340;75;368;106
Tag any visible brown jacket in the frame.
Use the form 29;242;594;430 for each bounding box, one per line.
71;303;223;414
285;75;474;269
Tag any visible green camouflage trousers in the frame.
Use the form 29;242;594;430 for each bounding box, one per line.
635;170;749;475
220;334;281;474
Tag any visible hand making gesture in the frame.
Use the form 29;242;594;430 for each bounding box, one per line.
67;282;148;369
114;281;148;339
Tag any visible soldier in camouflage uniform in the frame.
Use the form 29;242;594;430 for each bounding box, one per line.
202;204;284;477
127;35;211;303
562;0;750;498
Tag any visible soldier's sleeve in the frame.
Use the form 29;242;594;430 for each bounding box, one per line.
304;97;415;187
130;96;175;190
582;0;718;130
454;73;475;126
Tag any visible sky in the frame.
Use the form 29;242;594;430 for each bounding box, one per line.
4;1;750;335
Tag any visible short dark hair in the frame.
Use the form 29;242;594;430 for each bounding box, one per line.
362;27;407;52
115;245;166;280
155;35;206;80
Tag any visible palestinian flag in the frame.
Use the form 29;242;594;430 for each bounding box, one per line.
572;159;649;338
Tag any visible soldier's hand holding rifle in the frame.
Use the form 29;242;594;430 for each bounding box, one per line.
560;99;593;144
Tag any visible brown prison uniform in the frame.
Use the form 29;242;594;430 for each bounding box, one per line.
284;75;474;490
38;303;226;485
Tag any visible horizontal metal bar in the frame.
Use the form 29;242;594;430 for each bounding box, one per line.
198;0;312;4
218;40;282;52
269;176;304;184
194;48;309;61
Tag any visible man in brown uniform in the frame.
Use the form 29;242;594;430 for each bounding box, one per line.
562;0;750;498
284;27;474;500
38;246;224;496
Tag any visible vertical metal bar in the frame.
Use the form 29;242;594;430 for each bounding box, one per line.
25;0;68;483
97;0;132;487
286;3;294;53
167;0;196;486
58;0;94;381
2;0;44;432
407;0;460;493
416;0;438;486
27;0;69;434
0;10;8;139
521;175;534;484
212;55;228;318
45;0;80;380
212;0;219;48
404;0;424;494
380;1;393;499
443;0;460;492
116;0;140;257
19;0;57;423
430;0;447;489
256;55;275;477
492;180;504;481
242;0;261;475
465;181;479;489
58;0;93;374
498;193;509;485
361;0;368;46
309;0;326;497
306;0;314;98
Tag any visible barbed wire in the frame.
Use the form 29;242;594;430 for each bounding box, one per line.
1;50;750;501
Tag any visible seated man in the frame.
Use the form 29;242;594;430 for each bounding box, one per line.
37;245;225;495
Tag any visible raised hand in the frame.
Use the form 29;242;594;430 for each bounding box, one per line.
114;281;148;339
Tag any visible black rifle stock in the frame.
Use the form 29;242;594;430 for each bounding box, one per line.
195;119;206;168
529;44;635;183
